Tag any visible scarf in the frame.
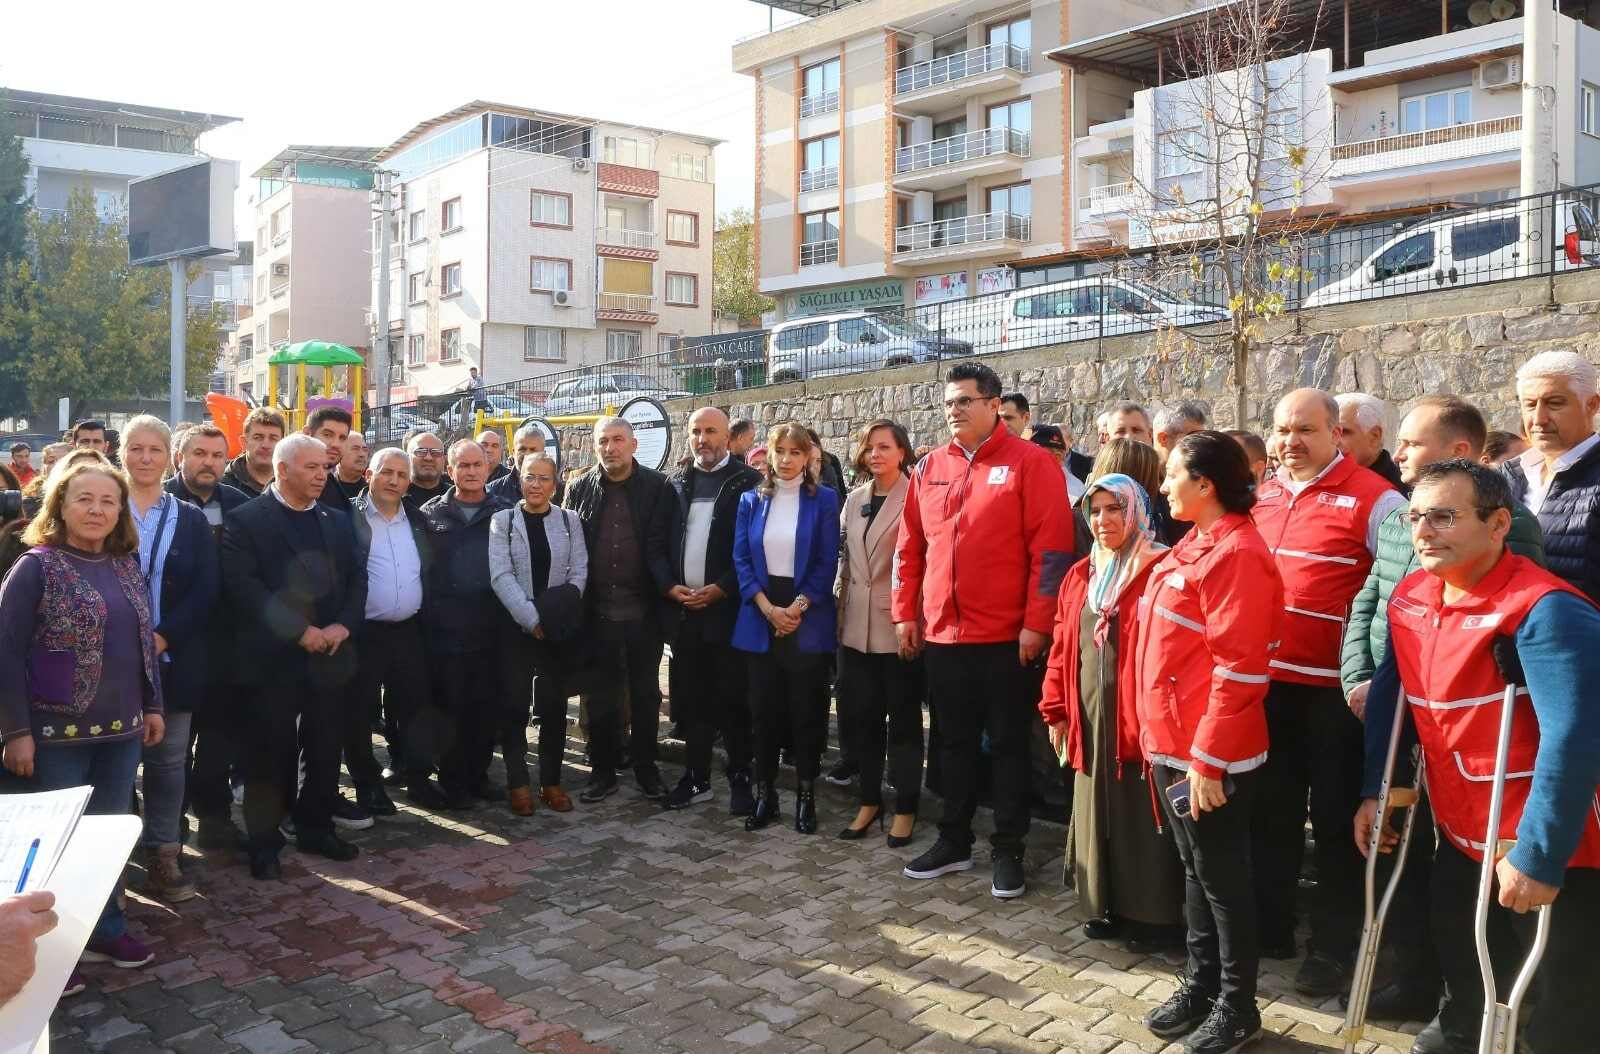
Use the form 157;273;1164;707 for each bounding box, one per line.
1084;473;1167;646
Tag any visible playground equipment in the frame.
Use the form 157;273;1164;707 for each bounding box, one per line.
471;396;673;475
265;341;365;434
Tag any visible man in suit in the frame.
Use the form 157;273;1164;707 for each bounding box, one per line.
221;434;368;879
663;407;761;813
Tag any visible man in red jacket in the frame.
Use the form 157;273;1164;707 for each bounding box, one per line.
1251;387;1405;996
893;362;1073;899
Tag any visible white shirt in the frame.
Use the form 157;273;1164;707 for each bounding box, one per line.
1517;432;1600;515
763;475;802;578
363;500;423;621
1063;464;1085;504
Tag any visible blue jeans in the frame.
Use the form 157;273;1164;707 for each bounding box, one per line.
32;737;144;945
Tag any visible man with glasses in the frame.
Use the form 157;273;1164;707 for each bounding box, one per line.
404;429;450;509
893;362;1071;900
1359;459;1600;1054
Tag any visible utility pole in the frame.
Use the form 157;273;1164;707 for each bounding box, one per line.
169;258;187;426
1520;0;1558;198
373;169;394;408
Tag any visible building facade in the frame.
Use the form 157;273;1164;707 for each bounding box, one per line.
371;102;718;400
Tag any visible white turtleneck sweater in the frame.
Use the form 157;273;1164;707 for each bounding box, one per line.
763;474;802;577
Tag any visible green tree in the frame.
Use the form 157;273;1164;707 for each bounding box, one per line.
712;207;773;327
0;187;225;418
0;98;33;418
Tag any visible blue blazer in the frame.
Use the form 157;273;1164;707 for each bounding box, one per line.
731;483;840;654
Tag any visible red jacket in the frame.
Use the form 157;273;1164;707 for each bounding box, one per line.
1038;556;1153;773
892;425;1072;644
1251;455;1401;687
1134;513;1283;780
1388;553;1600;867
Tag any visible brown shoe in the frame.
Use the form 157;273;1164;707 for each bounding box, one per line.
540;785;573;813
508;786;536;817
146;844;198;903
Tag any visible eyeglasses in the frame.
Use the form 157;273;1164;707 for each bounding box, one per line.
412;448;444;458
943;395;995;411
1404;507;1494;530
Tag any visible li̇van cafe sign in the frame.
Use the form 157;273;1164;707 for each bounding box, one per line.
786;280;905;317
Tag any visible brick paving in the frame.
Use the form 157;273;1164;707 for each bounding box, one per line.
49;726;1421;1054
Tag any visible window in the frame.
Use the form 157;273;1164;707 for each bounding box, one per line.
407;334;425;365
530;190;572;228
270;207;290;241
441;197;461;233
800;208;840;265
606;330;643;360
775;322;828;350
986;99;1032;136
665;272;698;306
1401;88;1472;134
670;153;709;181
408;271;425;303
836;317;881;343
256;274;268;301
525;327;565;361
213;278;230;301
603;136;654;168
1451;218;1519;261
440;328;461;362
988;183;1031;218
408;209;426;241
666;211;699;245
933;197;968;221
441;262;462;297
988;16;1031;55
1584;83;1599;136
1158;129;1202;177
1371;231;1436;282
530;257;572;292
801;135;840;192
801;58;841;117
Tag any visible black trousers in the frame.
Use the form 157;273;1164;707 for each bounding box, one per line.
1431;843;1600;1053
924;640;1031;854
1251;680;1365;961
1158;763;1260;1009
241;667;342;851
348;617;428;791
671;624;751;782
190;686;243;824
748;576;826;783
839;647;922;813
430;649;499;795
499;629;570;789
589;615;664;779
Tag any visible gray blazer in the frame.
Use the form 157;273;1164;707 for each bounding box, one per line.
489;504;588;632
835;474;908;654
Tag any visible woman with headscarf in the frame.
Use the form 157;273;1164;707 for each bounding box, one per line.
1039;473;1185;952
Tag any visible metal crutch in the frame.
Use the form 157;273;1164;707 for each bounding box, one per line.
1342;687;1425;1053
1475;678;1552;1054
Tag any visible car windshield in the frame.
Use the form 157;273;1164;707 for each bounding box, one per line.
1115;278;1185;306
873;315;934;338
611;374;663;390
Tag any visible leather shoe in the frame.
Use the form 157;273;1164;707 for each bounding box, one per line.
1084;915;1123;940
357;786;398;817
508;786;535;817
540;785;573;812
297;831;360;862
248;849;281;881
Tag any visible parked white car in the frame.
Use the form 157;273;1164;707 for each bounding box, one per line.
767;311;973;383
1302;198;1600;308
998;277;1228;351
436;393;543;435
541;373;689;417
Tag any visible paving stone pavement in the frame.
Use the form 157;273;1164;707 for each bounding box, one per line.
49;732;1421;1054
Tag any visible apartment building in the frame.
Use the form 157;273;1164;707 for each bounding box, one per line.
213;241;255;398
732;0;1192;322
371;102;718;400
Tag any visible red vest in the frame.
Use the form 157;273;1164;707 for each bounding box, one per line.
1251;456;1395;686
1388;553;1600;867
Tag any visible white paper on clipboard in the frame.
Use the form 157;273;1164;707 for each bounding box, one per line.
0;814;141;1054
0;787;92;895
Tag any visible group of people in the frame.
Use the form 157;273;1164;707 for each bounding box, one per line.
4;349;1600;1054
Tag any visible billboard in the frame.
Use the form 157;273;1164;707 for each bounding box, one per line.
128;159;238;266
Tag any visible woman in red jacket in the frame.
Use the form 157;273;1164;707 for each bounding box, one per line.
1040;473;1184;952
1134;431;1282;1054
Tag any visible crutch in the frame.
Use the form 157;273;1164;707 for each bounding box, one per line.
1342;687;1425;1053
1474;676;1552;1054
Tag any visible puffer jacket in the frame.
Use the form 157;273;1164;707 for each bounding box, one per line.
1503;442;1600;601
1339;500;1546;696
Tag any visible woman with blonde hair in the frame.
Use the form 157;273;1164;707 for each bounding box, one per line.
732;422;840;833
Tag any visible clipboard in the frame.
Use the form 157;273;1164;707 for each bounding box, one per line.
0;814;142;1054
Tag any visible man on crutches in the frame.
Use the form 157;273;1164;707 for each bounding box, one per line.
1356;459;1600;1054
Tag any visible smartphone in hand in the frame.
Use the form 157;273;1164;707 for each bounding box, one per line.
1166;774;1236;815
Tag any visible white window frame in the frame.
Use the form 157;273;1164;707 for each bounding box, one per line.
439;327;461;363
530;258;572;292
1584;82;1599;137
666;211;698;245
603;136;654;168
1401;88;1472;134
406;333;425;366
606;329;642;361
665;273;698;306
408;209;426;242
408;271;425;304
524;326;566;362
530;192;571;227
441;262;462;297
1157;129;1202;178
441;197;462;233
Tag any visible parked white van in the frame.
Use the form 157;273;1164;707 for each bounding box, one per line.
1302;198;1599;308
767;312;973;383
998;277;1228;352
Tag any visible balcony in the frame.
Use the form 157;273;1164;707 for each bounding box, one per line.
595;226;659;261
799;90;839;119
799;166;839;193
894;127;1029;191
596;163;658;198
1078;180;1139;217
1330;114;1522;181
894;43;1029;115
596;292;657;323
800;239;839;267
894;211;1031;263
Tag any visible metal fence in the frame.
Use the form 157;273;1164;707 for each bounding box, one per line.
368;182;1600;443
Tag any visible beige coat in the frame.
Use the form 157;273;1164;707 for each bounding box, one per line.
835;474;908;654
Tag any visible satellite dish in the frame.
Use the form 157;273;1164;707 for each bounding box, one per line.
1489;0;1518;19
1468;0;1494;24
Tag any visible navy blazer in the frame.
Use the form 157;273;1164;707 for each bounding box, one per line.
149;496;220;711
731;482;840;654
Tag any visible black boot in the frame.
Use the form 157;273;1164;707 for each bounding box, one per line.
745;780;780;831
794;780;817;834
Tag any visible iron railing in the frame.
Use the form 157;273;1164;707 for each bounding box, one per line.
895;211;1031;254
595;227;656;250
895;126;1030;175
799;166;839;193
596;292;656;314
800;239;839;266
799;89;839;118
895;42;1029;95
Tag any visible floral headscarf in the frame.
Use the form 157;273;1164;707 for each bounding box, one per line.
1084;473;1167;646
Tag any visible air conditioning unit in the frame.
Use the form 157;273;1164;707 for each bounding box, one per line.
1478;57;1521;91
271;262;289;276
552;289;573;307
572;157;590;172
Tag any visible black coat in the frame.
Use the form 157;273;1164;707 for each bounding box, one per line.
1368;449;1408;495
665;460;762;642
1504;442;1600;601
1067;449;1094;483
565;461;677;628
221;455;269;498
163;475;249;696
164;473;251;522
220;491;367;687
418;487;512;653
144;496;220;711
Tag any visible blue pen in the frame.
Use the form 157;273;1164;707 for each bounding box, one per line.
14;838;40;894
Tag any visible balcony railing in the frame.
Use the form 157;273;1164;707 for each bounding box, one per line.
799;166;839;193
799;89;839;119
271;230;290;247
894;211;1031;254
1078;180;1138;213
895;127;1030;175
597;292;656;314
270;283;288;299
596;227;657;250
1332;115;1522;172
895;42;1029;95
800;239;839;266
